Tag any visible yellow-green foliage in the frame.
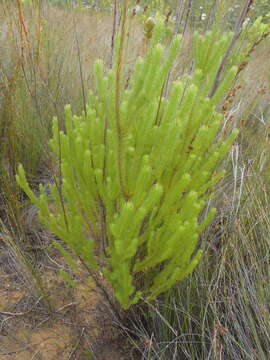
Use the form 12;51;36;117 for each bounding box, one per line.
245;16;270;41
17;22;239;309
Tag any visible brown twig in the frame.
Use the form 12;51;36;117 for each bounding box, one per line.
110;0;119;68
182;0;193;36
0;296;43;317
67;327;85;360
77;255;123;323
115;0;129;200
236;30;270;76
73;17;87;117
208;0;254;98
174;0;185;35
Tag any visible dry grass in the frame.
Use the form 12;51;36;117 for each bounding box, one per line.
0;1;270;359
120;43;270;359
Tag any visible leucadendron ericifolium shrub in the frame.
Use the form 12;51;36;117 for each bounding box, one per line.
17;21;239;309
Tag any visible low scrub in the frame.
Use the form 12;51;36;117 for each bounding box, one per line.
17;20;240;309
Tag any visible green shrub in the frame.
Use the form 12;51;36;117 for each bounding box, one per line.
16;22;239;309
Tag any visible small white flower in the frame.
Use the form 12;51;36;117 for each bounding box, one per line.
228;7;234;12
199;6;203;10
201;13;207;21
133;5;143;14
234;4;240;8
146;16;156;24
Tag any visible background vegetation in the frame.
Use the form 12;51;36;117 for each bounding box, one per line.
0;0;269;359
